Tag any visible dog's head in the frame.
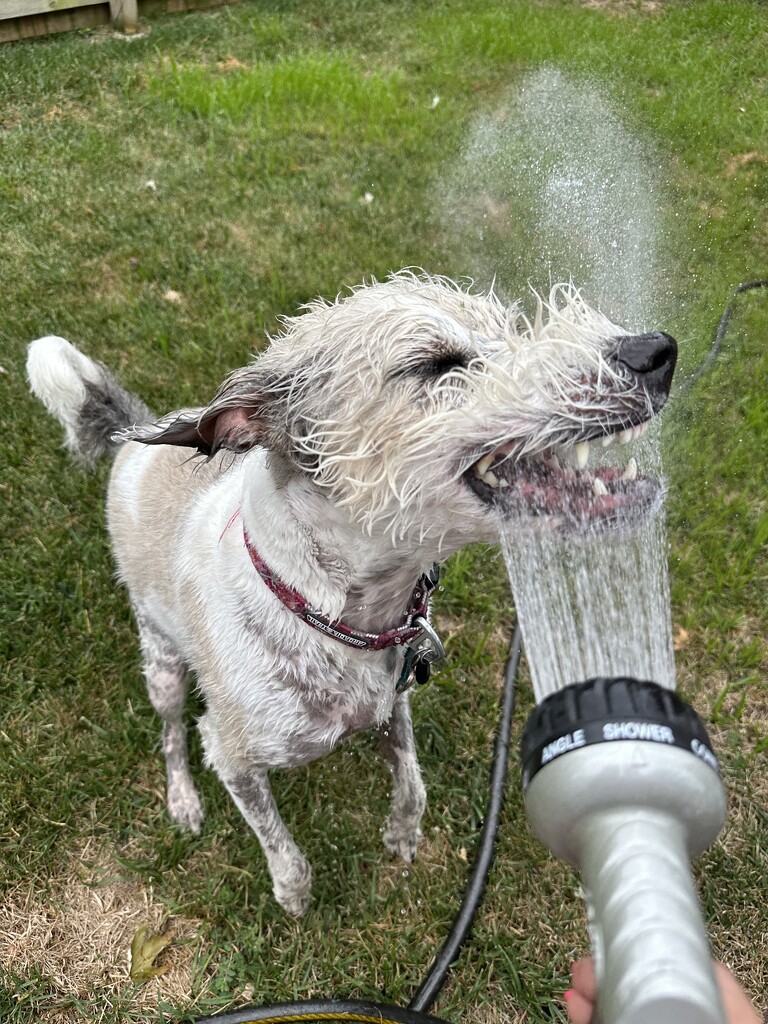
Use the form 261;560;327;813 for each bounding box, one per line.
127;272;676;548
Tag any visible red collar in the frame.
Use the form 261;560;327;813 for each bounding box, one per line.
243;526;439;652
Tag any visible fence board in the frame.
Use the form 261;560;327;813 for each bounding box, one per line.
0;0;235;40
0;0;101;17
0;3;108;39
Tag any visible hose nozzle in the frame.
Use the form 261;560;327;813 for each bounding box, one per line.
522;677;727;1024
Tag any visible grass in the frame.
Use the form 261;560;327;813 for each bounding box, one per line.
1;0;766;1021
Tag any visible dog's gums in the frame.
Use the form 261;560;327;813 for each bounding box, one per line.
466;419;661;529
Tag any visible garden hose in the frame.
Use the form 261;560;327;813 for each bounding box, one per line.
192;624;523;1024
685;277;768;388
192;999;450;1024
191;277;767;1024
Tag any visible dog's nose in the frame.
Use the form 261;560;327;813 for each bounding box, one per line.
611;332;678;398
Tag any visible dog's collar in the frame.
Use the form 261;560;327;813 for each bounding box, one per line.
243;527;441;654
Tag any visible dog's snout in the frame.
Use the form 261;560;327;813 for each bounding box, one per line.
611;332;678;397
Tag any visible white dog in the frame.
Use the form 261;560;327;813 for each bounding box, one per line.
27;271;676;915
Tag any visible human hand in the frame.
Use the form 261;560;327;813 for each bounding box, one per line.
564;957;760;1024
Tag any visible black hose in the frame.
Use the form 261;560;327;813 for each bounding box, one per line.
193;621;524;1024
192;998;450;1024
684;278;768;389
407;622;523;1013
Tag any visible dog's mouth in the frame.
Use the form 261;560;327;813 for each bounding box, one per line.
464;419;663;532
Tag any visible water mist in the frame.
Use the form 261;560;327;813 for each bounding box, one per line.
442;69;728;1023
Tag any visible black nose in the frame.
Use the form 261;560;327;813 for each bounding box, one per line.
611;332;678;402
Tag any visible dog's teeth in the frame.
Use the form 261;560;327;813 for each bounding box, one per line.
498;478;510;489
621;457;638;481
618;428;633;445
601;435;614;448
476;452;495;476
593;477;609;497
482;470;499;488
574;441;590;469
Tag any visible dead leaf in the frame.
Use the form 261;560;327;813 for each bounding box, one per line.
130;923;174;984
458;847;468;862
673;626;690;651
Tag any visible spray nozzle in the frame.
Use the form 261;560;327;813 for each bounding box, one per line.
522;677;728;1024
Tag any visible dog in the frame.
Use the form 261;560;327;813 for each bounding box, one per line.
27;271;677;916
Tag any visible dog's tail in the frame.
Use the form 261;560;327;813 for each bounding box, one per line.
27;336;154;466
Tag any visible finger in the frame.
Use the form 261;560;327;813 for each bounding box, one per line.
571;957;598;1002
713;962;761;1024
564;988;594;1024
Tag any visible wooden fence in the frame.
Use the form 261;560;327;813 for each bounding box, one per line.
0;0;233;42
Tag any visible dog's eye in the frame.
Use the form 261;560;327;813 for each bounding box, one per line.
391;351;471;381
426;353;470;376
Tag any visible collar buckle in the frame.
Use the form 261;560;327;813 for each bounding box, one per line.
405;615;446;665
396;616;446;694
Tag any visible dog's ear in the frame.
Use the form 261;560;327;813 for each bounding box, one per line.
123;361;289;457
134;405;268;457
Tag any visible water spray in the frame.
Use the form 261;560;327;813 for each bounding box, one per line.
506;279;768;1024
521;676;727;1024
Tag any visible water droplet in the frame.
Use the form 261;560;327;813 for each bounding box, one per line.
402;869;409;878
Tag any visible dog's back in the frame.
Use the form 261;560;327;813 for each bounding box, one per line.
107;442;235;640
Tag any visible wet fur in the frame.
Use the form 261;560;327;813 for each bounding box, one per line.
27;271;673;916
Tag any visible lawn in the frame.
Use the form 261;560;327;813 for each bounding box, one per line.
1;1;766;1022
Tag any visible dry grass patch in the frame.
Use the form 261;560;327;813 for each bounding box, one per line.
0;840;207;1022
577;0;663;13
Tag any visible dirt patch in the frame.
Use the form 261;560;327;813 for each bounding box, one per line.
725;151;768;176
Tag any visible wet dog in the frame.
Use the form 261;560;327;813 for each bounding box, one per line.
27;271;676;915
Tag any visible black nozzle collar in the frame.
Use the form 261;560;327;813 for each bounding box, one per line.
521;677;719;790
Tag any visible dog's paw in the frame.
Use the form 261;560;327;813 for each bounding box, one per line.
272;855;313;918
383;825;422;864
167;783;205;835
275;884;312;918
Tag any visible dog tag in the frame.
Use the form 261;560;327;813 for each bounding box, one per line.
413;656;431;686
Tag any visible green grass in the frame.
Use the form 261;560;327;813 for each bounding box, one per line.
1;1;767;1021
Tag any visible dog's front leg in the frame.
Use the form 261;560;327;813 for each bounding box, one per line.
377;692;426;863
224;769;313;917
